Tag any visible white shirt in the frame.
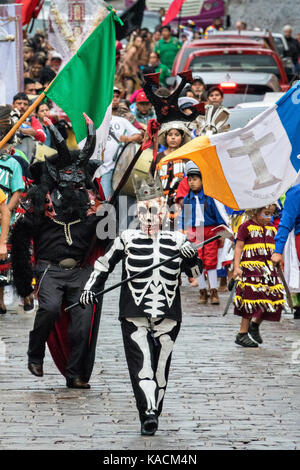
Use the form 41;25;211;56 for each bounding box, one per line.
94;116;141;177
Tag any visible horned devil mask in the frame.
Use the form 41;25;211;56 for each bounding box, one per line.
28;114;98;221
43;114;96;191
133;174;167;236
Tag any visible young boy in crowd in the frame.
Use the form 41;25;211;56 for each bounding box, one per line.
178;161;226;305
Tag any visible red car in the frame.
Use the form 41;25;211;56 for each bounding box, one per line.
172;37;269;76
181;46;290;92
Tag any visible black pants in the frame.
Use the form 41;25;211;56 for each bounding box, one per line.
121;316;180;423
28;262;96;380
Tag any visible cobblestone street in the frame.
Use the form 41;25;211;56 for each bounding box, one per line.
0;267;299;450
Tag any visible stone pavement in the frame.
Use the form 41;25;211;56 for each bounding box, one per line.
0;267;299;451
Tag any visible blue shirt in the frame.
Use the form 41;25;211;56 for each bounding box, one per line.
274;184;300;254
178;190;226;230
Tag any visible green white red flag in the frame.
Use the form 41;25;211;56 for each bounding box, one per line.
45;10;117;157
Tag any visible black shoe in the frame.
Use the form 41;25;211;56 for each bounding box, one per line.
235;332;258;348
28;362;43;377
23;297;34;313
248;322;263;344
0;306;6;314
66;377;91;389
141;414;158;436
294;307;300;319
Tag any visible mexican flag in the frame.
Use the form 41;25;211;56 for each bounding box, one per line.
45;10;116;158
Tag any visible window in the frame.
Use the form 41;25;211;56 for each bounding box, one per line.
190;53;280;77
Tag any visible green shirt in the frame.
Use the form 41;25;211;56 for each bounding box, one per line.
154;37;182;71
155;63;170;87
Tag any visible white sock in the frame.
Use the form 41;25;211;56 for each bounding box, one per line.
207;269;218;289
197;273;207;289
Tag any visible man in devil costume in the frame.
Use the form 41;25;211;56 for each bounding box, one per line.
11;115;104;389
79;173;203;435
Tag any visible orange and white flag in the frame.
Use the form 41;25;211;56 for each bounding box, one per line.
158;82;300;210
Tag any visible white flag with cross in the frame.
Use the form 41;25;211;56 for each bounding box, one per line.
158;80;300;210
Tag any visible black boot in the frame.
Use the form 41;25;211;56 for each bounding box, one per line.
248;321;263;344
235;332;258;348
294;307;300;319
141;414;158;436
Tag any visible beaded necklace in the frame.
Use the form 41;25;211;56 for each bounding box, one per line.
52;218;81;246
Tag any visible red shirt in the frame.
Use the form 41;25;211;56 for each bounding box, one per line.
175;176;189;203
31;116;46;143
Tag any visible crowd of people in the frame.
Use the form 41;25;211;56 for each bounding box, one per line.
1;13;300;327
0;11;300;436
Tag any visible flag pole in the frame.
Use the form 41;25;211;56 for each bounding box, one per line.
0;83;52;151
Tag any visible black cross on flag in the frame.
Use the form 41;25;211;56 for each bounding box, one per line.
115;0;146;40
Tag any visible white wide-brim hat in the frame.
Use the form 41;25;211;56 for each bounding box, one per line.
158;121;192;147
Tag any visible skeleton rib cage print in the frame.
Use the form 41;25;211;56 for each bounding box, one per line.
125;231;183;318
85;229;200;321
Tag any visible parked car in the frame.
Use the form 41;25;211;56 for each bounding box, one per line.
182;46;290;92
234;92;285;109
212;30;279;52
172;36;269;75
227;106;268;130
167;69;282;108
211;30;296;81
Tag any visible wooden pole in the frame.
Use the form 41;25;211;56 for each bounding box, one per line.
0;83;52;151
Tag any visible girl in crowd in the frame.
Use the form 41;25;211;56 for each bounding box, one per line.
233;205;285;347
151;122;191;229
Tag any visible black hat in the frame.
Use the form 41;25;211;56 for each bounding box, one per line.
192;74;204;84
207;86;224;98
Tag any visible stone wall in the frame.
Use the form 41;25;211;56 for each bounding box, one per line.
227;0;300;33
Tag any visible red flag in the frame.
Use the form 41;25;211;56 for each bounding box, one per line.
16;0;45;26
162;0;186;26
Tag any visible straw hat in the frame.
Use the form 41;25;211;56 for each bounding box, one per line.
158;121;191;147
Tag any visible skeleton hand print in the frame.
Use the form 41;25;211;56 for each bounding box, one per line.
80;289;97;306
180;241;196;258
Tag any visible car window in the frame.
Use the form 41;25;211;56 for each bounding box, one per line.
227;107;268;129
190;54;280;78
178;47;201;72
223;94;268;108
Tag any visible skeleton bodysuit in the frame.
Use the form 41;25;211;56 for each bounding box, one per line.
82;227;201;433
85;229;200;320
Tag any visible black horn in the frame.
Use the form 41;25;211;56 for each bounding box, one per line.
44;117;71;162
77;113;96;166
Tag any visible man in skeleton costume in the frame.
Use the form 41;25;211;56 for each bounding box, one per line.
80;174;202;435
11;116;104;389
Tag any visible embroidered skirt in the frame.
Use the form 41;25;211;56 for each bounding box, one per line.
234;272;285;321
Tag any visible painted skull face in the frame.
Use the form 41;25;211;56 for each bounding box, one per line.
137;196;167;236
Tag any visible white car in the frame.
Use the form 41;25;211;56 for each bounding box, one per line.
234;91;285;108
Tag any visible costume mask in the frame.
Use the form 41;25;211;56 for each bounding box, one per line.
133;174;167;236
137;196;167;236
57;163;86;189
44;114;96;190
27;115;97;222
